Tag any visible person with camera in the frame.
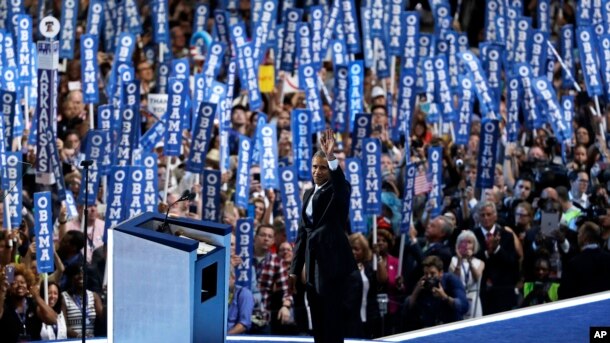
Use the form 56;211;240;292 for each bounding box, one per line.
403;256;469;330
449;230;485;318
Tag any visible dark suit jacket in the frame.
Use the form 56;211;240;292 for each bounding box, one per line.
290;164;357;296
474;226;519;289
559;247;610;300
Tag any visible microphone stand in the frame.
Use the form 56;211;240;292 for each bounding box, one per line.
157;190;194;234
80;160;93;343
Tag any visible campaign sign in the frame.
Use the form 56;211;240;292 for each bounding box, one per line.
125;166;146;218
4;152;22;228
351;112;372;159
400;163;417;234
164;78;185;156
280;8;302;72
348;60;365;126
428;146;443;218
476;119;499;189
81;34;99;104
397;70;416;140
16;15;32;86
279;166;301;242
235;218;254;288
576;26;603;97
332;65;349;131
202;169;221;222
186;102;216;173
86;0;104;35
292;109;312;181
59;0;79;59
506;73;521;142
362;138;381;215
260;123;279;189
455;74;474;146
34;191;54;273
345;158;366;233
235;136;253;209
104;166;130;229
299;63;324;132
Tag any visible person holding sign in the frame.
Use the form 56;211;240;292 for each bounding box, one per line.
288;129;360;342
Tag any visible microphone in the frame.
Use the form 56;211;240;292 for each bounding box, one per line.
80;159;94;168
157;190;195;233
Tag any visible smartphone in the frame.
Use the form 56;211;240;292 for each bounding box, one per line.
540;211;560;237
189;204;198;214
5;265;15;284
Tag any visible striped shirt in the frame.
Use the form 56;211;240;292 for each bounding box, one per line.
63;291;96;337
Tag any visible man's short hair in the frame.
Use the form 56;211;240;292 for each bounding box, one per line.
476;201;497;215
313;150;327;160
422;255;444;271
556;186;569;202
255;224;274;236
436;215;454;238
578;221;601;245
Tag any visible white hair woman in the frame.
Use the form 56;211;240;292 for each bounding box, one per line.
449;230;485;319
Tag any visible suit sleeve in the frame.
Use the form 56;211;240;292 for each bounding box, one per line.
329;164;351;208
290;211;307;276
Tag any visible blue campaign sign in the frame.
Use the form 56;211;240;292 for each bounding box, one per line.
77;130;105;206
561;95;575;141
16;14;32;86
514;16;531;64
344;158;366;233
362;138;381;215
397;70;416;141
331;39;349;68
279;166;301;242
103;0;116;51
434;54;456;123
252;0;277;64
125;166;146;218
459;51;496;119
123;0;143;34
389;0;406;56
482;44;502;111
341;0;361;53
193;3;209;34
280;8;302;72
86;0;104;35
309;5;324;68
164;78;185;156
332;65;349;132
531;77;570;142
296;22;313;66
156;61;171;94
81;34;100;104
515;63;541;129
105;166;130;229
476;119;499;189
351;112;371;159
114;105;138;166
319;0;341;61
576;26;603;97
400;164;417;234
6;0;23;32
59;0;79;59
34;192;54;274
202;169;221;222
140;153;158;213
506;73;521;142
4;152;22;228
529;29;548;78
34;68;53;184
152;0;170;44
299;63;324;132
235;136;253;209
235;218;254;289
186;102;216;173
455;74;474;146
3;33;17;69
260;123;279;190
560;25;575;89
348;60;364;126
292;109;312;181
427;146;443;219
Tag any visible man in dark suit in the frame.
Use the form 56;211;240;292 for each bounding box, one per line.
473;201;519;315
288;129;359;343
559;222;610;299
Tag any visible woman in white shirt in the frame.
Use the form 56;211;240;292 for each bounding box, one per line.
40;281;68;340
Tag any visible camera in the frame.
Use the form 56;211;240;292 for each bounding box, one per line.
455;159;464;171
423;276;440;290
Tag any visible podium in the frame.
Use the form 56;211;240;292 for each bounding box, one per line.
107;212;232;343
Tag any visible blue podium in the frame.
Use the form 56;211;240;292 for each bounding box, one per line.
107;212;232;343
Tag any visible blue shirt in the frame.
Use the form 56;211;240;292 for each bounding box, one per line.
227;285;254;332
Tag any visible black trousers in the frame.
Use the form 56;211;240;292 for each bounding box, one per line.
307;285;346;343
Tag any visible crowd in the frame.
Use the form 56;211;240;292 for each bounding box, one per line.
1;0;610;341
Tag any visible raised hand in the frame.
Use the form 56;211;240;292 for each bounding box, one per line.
320;128;336;160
